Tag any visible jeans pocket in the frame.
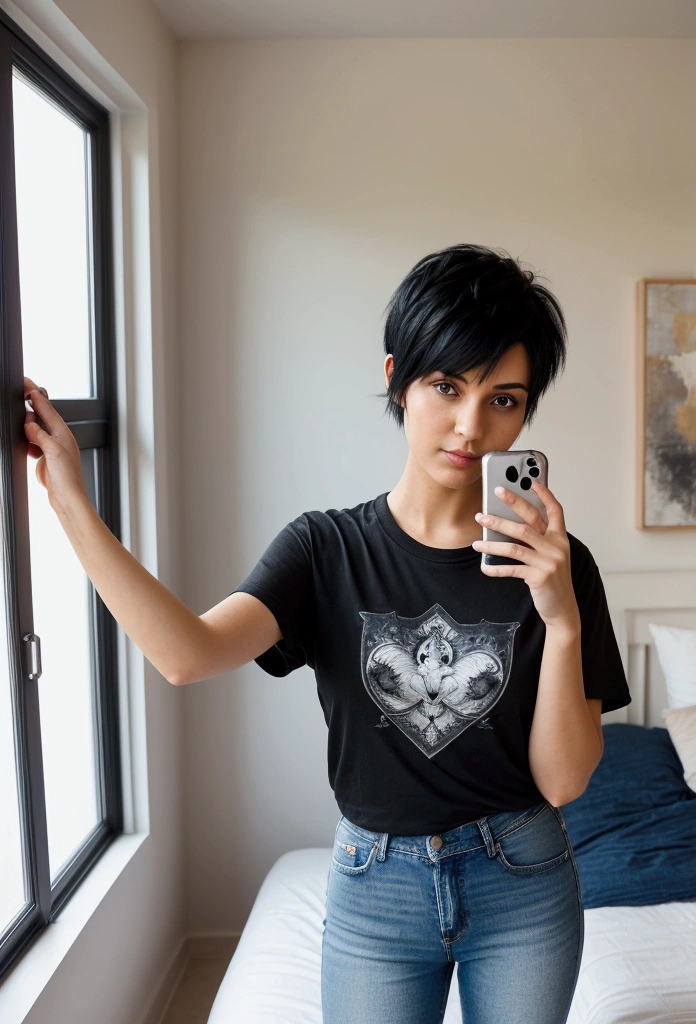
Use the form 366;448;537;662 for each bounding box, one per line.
494;803;570;874
331;822;380;876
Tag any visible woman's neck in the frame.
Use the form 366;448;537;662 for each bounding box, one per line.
386;458;483;549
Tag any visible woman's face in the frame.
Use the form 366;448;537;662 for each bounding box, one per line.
385;342;531;488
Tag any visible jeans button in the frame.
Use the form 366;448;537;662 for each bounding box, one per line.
430;836;443;850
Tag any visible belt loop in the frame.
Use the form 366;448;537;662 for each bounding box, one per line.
477;817;497;858
376;831;389;861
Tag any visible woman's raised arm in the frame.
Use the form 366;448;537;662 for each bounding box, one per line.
23;377;281;686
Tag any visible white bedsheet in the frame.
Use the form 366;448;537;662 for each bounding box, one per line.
206;849;696;1024
565;900;696;1024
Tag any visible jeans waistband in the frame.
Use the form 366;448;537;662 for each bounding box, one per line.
337;800;555;863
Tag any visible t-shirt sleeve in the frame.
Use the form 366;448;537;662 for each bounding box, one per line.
570;539;632;715
229;514;315;678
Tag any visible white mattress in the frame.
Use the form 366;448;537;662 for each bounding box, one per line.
206;848;696;1024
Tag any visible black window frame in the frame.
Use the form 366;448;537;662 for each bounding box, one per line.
0;7;122;982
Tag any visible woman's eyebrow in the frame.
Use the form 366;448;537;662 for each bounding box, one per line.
441;372;529;393
491;381;529;392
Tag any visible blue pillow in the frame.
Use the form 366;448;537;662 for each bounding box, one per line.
561;724;696;909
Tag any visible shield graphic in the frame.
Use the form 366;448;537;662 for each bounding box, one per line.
359;603;520;758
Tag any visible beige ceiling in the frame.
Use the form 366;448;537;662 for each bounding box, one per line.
151;0;696;40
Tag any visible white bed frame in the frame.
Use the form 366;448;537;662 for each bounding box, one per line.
601;568;696;727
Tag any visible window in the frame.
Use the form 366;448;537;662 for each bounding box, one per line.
0;8;121;981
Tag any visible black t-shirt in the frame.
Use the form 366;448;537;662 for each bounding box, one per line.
230;492;631;835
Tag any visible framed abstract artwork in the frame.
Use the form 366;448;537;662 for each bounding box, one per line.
636;278;696;529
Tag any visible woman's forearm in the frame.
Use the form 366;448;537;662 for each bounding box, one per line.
528;624;603;806
54;489;205;686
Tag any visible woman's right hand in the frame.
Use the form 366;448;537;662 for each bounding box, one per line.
24;376;87;513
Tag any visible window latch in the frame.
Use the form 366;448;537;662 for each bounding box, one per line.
22;633;42;680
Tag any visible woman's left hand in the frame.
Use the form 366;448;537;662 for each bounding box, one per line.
472;482;580;633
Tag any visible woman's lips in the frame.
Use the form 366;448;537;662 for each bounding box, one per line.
444;450;480;468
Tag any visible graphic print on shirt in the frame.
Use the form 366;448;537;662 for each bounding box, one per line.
359;604;520;758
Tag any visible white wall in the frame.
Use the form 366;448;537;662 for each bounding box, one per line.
178;37;696;934
3;1;186;1022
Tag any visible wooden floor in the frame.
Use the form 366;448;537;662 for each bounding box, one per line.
160;939;239;1024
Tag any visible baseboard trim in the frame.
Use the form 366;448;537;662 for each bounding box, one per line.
188;934;241;961
140;933;241;1024
141;938;189;1024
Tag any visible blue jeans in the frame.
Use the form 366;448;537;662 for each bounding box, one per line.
321;800;583;1024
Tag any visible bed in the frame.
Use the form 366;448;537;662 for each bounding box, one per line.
206;569;696;1024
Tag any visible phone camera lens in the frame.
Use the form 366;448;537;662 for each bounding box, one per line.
520;477;532;490
527;458;537;466
505;466;519;483
529;467;540;477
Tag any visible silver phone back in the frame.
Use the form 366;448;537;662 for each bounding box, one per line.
481;450;548;549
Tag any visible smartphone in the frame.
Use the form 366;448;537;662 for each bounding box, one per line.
480;449;548;567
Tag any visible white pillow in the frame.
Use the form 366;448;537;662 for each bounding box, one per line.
661;705;696;794
648;623;696;709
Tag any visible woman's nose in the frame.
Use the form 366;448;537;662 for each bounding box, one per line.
454;403;484;440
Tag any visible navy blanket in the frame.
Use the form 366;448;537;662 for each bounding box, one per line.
561;723;696;909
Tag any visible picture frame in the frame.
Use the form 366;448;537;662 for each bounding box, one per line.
636;278;696;530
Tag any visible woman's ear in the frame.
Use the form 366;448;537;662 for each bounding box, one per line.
383;353;394;390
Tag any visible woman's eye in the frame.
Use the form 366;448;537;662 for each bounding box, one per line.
433;383;518;407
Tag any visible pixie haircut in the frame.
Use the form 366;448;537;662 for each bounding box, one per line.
378;243;567;429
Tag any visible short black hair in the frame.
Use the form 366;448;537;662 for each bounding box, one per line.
378;243;567;429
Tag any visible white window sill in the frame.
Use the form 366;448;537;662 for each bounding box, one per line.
0;832;148;1024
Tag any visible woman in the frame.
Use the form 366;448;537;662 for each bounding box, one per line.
25;242;630;1024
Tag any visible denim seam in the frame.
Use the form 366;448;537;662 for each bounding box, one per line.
446;924;468;944
331;839;380;875
437;843;485;858
548;804;585;1023
383;845;487;862
437;963;455;1023
451;853;471;947
338;801;548;854
432;863;455;963
445;866;470;945
337;823;485;856
493;802;548;841
495;843;569;874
